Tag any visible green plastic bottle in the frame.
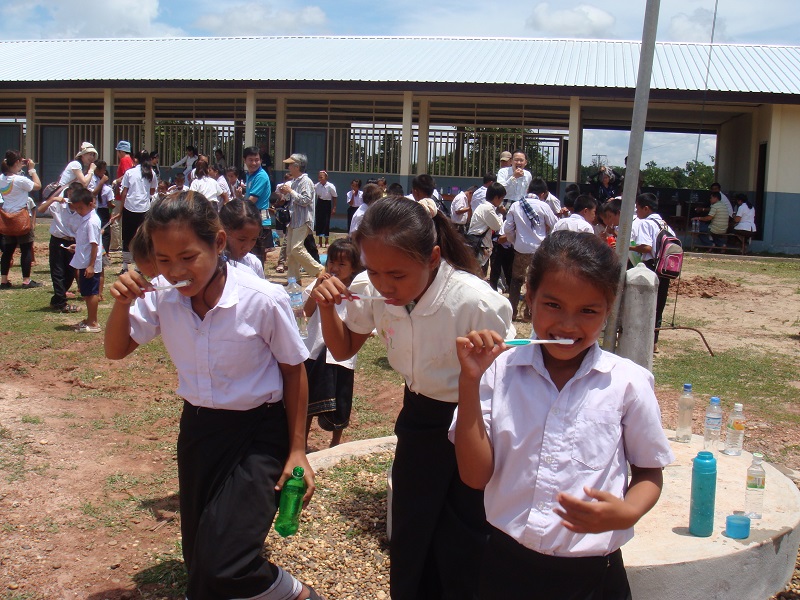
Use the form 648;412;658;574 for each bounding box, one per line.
275;467;306;537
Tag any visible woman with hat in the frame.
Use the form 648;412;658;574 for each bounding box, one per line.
58;142;98;188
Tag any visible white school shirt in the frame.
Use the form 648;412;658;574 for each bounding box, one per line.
128;266;309;410
552;213;594;234
543;192;561;215
470;186;487;212
345;261;514;403
315;181;337;201
121;165;157;212
449;191;469;226
0;173;34;213
449;343;674;557
347;189;363;208
467;202;503;249
302;280;357;369
497;166;532;202
734;204;756;232
89;174;114;209
349;204;368;235
69;211;103;272
501;197;558;254
631;213;673;262
190;176;224;204
238;253;265;279
720;193;734;218
46;199;79;239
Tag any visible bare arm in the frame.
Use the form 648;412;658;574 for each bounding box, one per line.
276;362;315;505
311;277;371;361
105;271;150;359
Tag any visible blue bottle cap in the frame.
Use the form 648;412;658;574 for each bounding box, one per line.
684;383;692;391
693;451;717;473
710;396;721;405
726;515;750;539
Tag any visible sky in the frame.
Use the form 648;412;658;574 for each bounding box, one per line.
11;0;800;168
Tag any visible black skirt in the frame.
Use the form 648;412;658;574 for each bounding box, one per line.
304;349;355;431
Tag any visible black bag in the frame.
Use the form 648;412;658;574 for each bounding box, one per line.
462;229;488;255
275;206;291;226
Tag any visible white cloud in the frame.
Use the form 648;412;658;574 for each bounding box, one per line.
527;2;616;38
667;8;728;43
193;2;328;36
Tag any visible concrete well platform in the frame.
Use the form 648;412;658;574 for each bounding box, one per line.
308;432;800;599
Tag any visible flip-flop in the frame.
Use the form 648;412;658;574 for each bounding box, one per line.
54;304;81;313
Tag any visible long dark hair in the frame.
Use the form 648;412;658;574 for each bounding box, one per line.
735;193;753;210
219;198;260;232
137;150;153;181
147;190;220;248
528;231;620;304
2;150;21;175
353;197;480;276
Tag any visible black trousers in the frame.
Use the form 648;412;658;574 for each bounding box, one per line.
315;199;332;237
177;401;289;600
480;527;632;600
390;387;487;600
346;205;357;232
489;241;514;291
1;237;33;278
96;207;111;254
49;235;76;308
644;259;671;343
121;208;147;254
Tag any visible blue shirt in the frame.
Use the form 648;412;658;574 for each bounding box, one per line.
245;168;271;211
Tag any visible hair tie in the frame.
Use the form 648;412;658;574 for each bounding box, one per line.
418;197;438;218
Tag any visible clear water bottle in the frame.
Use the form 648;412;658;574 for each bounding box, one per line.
689;450;717;537
286;277;307;338
722;403;745;456
745;453;765;519
275;466;307;537
703;396;723;451
675;383;694;443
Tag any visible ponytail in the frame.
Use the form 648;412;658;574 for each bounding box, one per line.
2;150;22;175
137;150;153;181
194;159;209;179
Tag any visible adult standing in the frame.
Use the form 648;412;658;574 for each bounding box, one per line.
496;150;532;204
58;142;98;189
279;153;323;284
345;179;363;232
314;170;337;248
111;150;156;273
0;150;42;288
243;146;273;263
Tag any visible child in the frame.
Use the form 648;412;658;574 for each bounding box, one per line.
311;196;514;600
68;186;103;333
552;193;597;233
302;238;362;448
104;191;321;600
37;182;80;312
219;198;265;278
347;182;382;236
452;231;674;599
129;226;158;280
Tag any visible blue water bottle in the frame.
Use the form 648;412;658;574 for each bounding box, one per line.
689;450;717;537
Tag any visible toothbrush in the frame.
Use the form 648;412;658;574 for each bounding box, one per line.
503;339;574;346
148;280;191;291
348;295;386;301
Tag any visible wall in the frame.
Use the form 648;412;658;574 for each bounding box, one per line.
717;112;753;192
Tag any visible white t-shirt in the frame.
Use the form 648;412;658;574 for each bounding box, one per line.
448;343;674;557
0;173;35;213
70;211;103;272
58;160;83;186
121;165;157;213
734;204;756;232
190;176;224;204
552;213;595;235
128;267;309;410
449;191;469;225
302;280;357;369
345;261;514;403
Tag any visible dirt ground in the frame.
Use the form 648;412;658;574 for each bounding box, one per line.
1;254;799;598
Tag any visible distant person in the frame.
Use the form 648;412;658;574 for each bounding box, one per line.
243;146;273;262
111;150;157;273
345;179;363;231
171;145;198;181
59;142;98;189
68;186;103;333
692;191;728;250
498;150;513;169
710;182;734;220
471;173;496;211
279;153;323;284
38;184;79;311
733;193;756;250
314;170;337;248
497;150;532;203
552;194;596;234
0;151;42;289
467;182;505;272
527;177;563;216
189;159;227;210
449;185;475;234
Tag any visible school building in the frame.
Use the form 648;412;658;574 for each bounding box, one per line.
1;36;799;253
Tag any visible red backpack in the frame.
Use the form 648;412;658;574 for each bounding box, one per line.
652;218;683;279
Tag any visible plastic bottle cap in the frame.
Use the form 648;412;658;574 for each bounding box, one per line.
683;383;692;391
734;403;743;411
693;451;717;473
291;466;305;478
710;397;721;405
726;515;751;539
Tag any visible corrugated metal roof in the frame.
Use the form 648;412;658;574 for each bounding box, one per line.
2;36;799;94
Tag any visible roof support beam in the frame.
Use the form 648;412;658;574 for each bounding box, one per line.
417;98;429;175
144;95;154;152
25;96;34;160
566;96;582;183
245;89;256;147
275;95;287;165
103;89;114;164
400;92;413;176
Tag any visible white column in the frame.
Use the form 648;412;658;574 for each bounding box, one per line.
25;96;35;160
144;95;154;153
275;95;287;162
417;99;429;175
103;89;114;164
245;89;256;147
567;96;582;183
400;92;414;176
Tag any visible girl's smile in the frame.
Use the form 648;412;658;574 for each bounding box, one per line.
359;238;440;306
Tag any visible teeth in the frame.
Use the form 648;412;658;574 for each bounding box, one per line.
553;336;570;340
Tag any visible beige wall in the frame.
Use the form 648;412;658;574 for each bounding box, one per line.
763;104;800;194
717;113;753;192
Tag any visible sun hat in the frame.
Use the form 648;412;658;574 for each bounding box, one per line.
75;142;98;159
499;151;513;162
115;140;132;153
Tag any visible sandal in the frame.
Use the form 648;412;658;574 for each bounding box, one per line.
276;265;286;273
54;304;81;313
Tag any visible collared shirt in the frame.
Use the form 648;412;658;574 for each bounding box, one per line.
238;253;265;279
315;181;337;202
707;202;729;234
470;186;487;212
89;175;113;209
128;266;309;410
543;192;561;215
468;202;503;251
288;172;315;228
497;167;532;202
632;213;674;261
70;211;103;272
720;193;734;217
501;197;558;254
46;199;79;239
302;280;356;369
552;213;595;234
345;261;514;403
734;204;756;232
349;204;368;235
449;191;470;225
449;343;674;557
245;168;271;211
121;165;157;213
347;189;363;207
